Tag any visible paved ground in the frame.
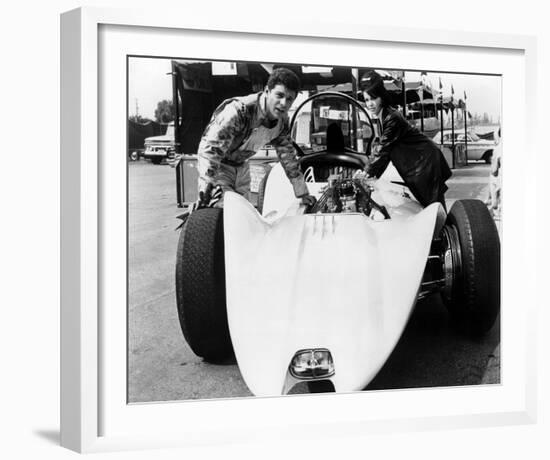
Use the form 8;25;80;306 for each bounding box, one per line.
128;160;500;402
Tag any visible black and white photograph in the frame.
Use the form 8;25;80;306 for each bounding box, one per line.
5;0;547;457
127;57;502;402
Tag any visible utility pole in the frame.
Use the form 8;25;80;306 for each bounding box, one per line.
464;91;468;163
402;78;407;118
420;71;427;133
439;78;444;146
451;85;455;153
351;68;361;152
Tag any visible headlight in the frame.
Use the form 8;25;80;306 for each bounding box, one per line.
289;348;335;380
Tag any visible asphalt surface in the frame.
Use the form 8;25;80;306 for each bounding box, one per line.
128;161;500;402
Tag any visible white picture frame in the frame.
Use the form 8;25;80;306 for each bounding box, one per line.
61;6;538;453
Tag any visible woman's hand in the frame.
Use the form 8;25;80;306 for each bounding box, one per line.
370;141;382;156
363;155;376;178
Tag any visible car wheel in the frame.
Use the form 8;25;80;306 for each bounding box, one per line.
256;165;272;214
175;208;233;361
441;199;500;336
307;380;335;393
483;151;493;164
129;151;139;161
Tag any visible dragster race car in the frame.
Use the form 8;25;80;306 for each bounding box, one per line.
175;91;500;396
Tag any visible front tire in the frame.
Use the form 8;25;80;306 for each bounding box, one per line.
441;199;500;336
175;208;233;361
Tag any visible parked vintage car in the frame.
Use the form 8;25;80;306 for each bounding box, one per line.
143;122;178;164
175;92;500;396
432;129;496;163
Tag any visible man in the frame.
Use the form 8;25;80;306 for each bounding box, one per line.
196;67;316;208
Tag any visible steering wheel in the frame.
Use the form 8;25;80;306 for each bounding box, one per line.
289;91;375;170
299;150;368;171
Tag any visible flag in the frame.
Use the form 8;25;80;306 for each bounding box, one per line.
439;77;443;90
464;90;467;101
451;85;454;104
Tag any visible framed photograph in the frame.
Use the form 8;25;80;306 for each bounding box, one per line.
61;7;537;453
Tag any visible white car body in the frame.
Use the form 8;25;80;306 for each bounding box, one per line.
175;91;500;398
223;163;444;396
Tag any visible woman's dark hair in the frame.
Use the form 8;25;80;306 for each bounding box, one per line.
267;67;301;93
360;70;393;107
365;84;392;107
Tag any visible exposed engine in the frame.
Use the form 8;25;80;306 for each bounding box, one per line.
309;172;390;220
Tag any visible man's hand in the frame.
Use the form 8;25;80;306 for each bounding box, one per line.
175;184;224;231
192;183;223;211
300;194;317;207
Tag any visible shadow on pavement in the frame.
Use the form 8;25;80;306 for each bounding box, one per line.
366;294;500;391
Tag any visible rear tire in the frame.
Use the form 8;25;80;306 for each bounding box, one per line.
175;208;233;361
442;199;500;336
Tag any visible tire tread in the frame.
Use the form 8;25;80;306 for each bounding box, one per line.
175;208;232;361
445;199;500;336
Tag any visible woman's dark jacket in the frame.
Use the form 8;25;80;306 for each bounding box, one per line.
368;106;452;207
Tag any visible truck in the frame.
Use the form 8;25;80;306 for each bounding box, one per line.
143;122;178;164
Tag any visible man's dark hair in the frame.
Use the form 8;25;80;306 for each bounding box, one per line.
267;67;301;93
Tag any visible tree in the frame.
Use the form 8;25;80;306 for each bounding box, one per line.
154;100;175;123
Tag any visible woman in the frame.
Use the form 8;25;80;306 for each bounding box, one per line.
360;70;452;209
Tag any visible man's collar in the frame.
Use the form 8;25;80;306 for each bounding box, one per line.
258;91;278;129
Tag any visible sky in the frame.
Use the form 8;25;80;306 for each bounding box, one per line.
128;57;173;121
406;71;501;122
128;57;501;123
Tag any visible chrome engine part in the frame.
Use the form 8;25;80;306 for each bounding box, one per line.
310;175;390;219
